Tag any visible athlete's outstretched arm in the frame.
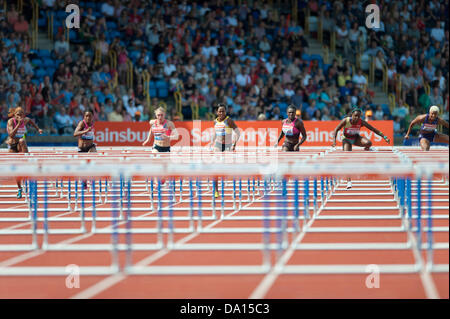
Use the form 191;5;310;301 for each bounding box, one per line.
331;118;346;147
405;114;427;139
275;121;285;147
142;120;153;146
295;120;307;150
361;119;390;143
229;119;240;151
438;118;449;130
27;118;43;134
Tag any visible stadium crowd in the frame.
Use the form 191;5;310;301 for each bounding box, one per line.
0;0;448;141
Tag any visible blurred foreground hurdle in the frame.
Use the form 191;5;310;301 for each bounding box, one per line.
0;150;448;276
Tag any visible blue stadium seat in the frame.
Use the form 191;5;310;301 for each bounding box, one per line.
155;81;169;98
130;50;141;62
46;67;56;77
149;88;157;98
56;11;66;19
155;80;168;89
43;58;55;68
106;21;118;30
39;49;51;58
148;81;156;90
38;18;47;28
302;53;311;61
70;30;78;41
310;54;323;63
278;102;288;113
158;88;169;98
35;68;46;78
32;59;43;68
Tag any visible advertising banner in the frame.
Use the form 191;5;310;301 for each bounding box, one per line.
94;121;393;147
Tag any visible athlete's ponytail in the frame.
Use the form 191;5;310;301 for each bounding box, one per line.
8;106;23;118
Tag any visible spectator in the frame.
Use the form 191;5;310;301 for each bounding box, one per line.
335;22;352;57
429;86;444;107
13;15;29;34
401;68;415;105
352;69;367;90
54;107;74;135
374;105;384;121
430;21;445;43
393;116;402;135
365;109;373;121
101;0;115;18
53;34;70;59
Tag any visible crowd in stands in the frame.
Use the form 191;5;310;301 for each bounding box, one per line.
0;0;448;142
316;0;449;135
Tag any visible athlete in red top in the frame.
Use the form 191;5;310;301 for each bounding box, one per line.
142;107;177;153
6;107;43;198
274;105;307;151
332;108;390;189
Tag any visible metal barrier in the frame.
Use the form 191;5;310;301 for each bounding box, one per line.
47;11;54;41
323;45;329;64
108;50;117;70
174;82;184;120
317;13;323;44
355;52;361;70
191;101;199;120
292;0;298;25
382;62;388;94
31;0;38;50
126;58;133;88
330;31;336;55
369;56;375;85
304;7;310;36
17;0;23;13
142;70;151;108
388;93;396;113
424;82;430;96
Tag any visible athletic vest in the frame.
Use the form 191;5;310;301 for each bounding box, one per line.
420;114;438;134
12;118;27;138
81;120;94;140
152;120;172;141
282;118;300;138
214;116;233;137
343;117;362;138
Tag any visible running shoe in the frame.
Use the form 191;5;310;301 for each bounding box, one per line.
346;181;352;189
17;188;22;199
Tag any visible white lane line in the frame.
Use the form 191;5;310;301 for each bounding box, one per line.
0;183;159;267
407;232;440;299
70;189;271;299
248;193;329;299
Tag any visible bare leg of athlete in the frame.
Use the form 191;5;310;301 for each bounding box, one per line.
353;136;372;151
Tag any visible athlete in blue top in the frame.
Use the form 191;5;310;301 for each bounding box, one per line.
404;106;449;151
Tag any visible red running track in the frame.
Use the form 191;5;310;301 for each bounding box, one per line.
0;175;448;299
